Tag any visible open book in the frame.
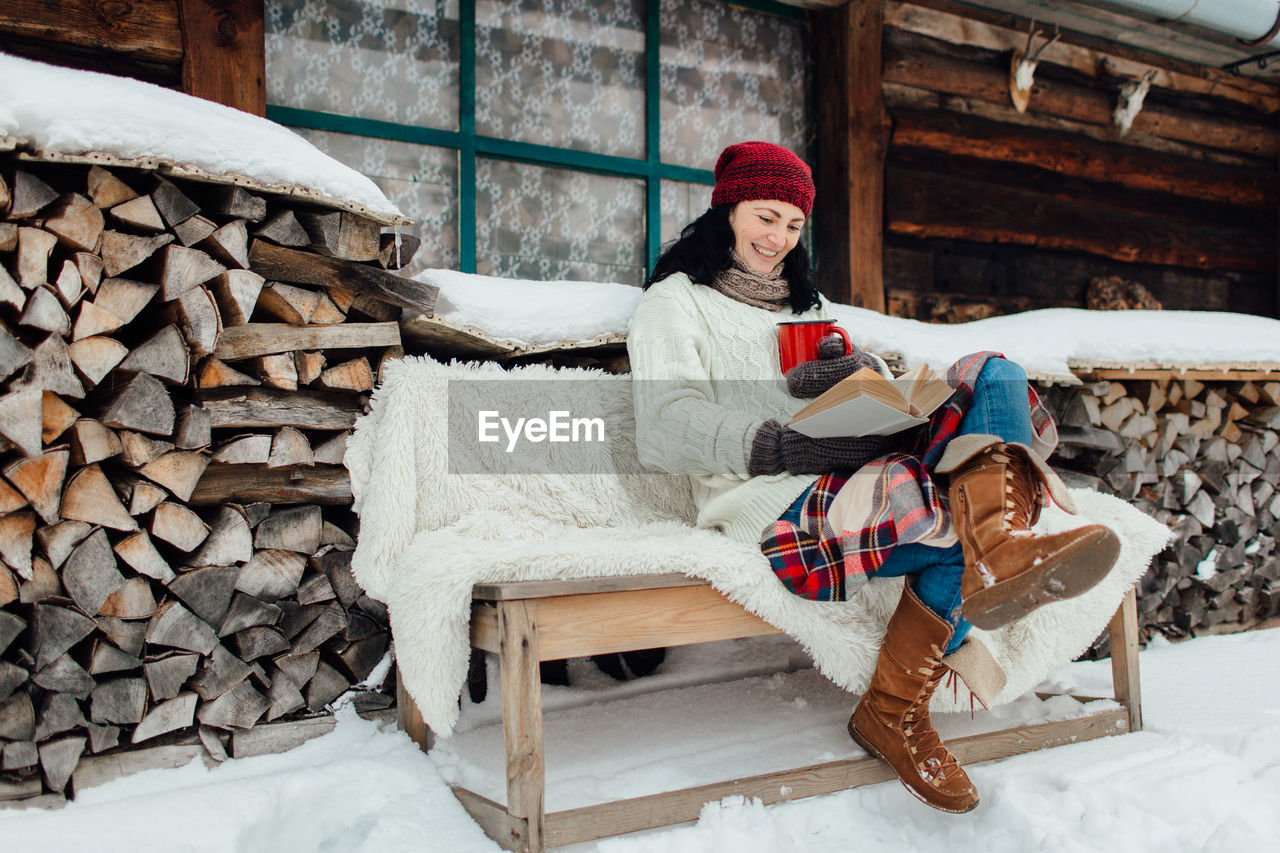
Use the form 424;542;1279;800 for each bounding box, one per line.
789;364;953;438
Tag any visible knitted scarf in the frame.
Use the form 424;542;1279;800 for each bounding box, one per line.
711;251;790;311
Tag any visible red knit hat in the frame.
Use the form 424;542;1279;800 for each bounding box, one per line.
711;141;815;216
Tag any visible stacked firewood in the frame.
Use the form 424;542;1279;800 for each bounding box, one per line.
0;158;436;799
1044;377;1280;651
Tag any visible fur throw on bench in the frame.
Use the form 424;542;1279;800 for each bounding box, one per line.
346;356;1172;736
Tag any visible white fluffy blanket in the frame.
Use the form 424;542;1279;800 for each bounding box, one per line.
346;356;1173;736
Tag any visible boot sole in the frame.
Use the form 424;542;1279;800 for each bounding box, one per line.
962;526;1121;631
847;716;980;814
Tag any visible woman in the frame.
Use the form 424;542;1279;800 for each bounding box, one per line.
627;142;1120;814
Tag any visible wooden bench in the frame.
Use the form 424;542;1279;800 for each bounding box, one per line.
396;574;1143;853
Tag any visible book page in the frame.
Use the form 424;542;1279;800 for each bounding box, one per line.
790;366;908;422
899;364;952;418
790;396;929;438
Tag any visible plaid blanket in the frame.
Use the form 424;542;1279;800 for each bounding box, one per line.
760;352;1056;602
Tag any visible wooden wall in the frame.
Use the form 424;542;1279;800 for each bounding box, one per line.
0;0;265;116
814;0;1280;321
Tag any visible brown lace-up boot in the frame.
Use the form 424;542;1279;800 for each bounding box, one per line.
848;585;979;814
947;441;1120;630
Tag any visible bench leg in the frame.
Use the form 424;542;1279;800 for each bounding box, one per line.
499;600;546;853
395;663;434;752
1107;586;1143;732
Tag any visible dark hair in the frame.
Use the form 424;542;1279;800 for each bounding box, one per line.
643;204;822;314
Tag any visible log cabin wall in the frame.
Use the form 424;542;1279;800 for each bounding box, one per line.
815;0;1280;322
0;0;265;115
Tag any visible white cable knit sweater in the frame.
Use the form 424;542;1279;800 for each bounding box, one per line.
628;272;859;545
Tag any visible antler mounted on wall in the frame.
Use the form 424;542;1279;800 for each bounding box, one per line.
1113;69;1158;136
1009;21;1062;114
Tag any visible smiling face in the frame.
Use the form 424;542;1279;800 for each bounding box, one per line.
727;200;806;275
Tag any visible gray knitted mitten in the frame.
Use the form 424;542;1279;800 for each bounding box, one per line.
748;419;892;476
786;334;881;399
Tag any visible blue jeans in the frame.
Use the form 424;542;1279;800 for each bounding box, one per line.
878;357;1035;653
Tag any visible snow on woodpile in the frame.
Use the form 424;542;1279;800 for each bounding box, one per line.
414;269;1280;377
0;53;404;223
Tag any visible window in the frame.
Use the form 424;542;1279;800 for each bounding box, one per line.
266;0;810;284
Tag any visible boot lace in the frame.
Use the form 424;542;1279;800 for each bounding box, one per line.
901;650;965;785
1003;452;1044;530
943;667;991;719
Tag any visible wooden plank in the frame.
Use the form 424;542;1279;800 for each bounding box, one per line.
452;788;529;853
885;1;1279;115
884;80;1259;169
472;573;705;601
195;387;364;430
882;40;1277;158
527;586;781;661
1108;586;1143;733
395;665;433;753
541;709;1129;848
498;600;545;853
890;143;1264;237
215;322;400;361
886;164;1272;271
189;463;352;505
1071;366;1280;382
891;107;1275;210
178;0;265;115
248;240;437;316
0;0;184;62
811;0;888;311
898;0;1279;99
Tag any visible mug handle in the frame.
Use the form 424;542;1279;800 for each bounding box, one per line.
828;325;853;357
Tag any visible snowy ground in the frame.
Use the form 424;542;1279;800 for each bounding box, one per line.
2;627;1277;853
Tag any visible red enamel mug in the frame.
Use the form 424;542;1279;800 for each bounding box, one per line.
777;320;853;375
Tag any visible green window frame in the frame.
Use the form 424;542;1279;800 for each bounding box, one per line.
266;0;806;275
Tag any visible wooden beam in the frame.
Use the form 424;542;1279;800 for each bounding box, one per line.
890;144;1264;236
812;0;888;311
453;789;529;853
178;0;265;115
0;0;183;63
891;107;1275;211
886;1;1279;116
527;586;781;661
1071;366;1280;381
395;665;433;753
473;572;707;601
883;35;1277;159
897;0;1280;105
499;600;546;853
1108;587;1143;733
886;164;1273;272
539;710;1129;848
